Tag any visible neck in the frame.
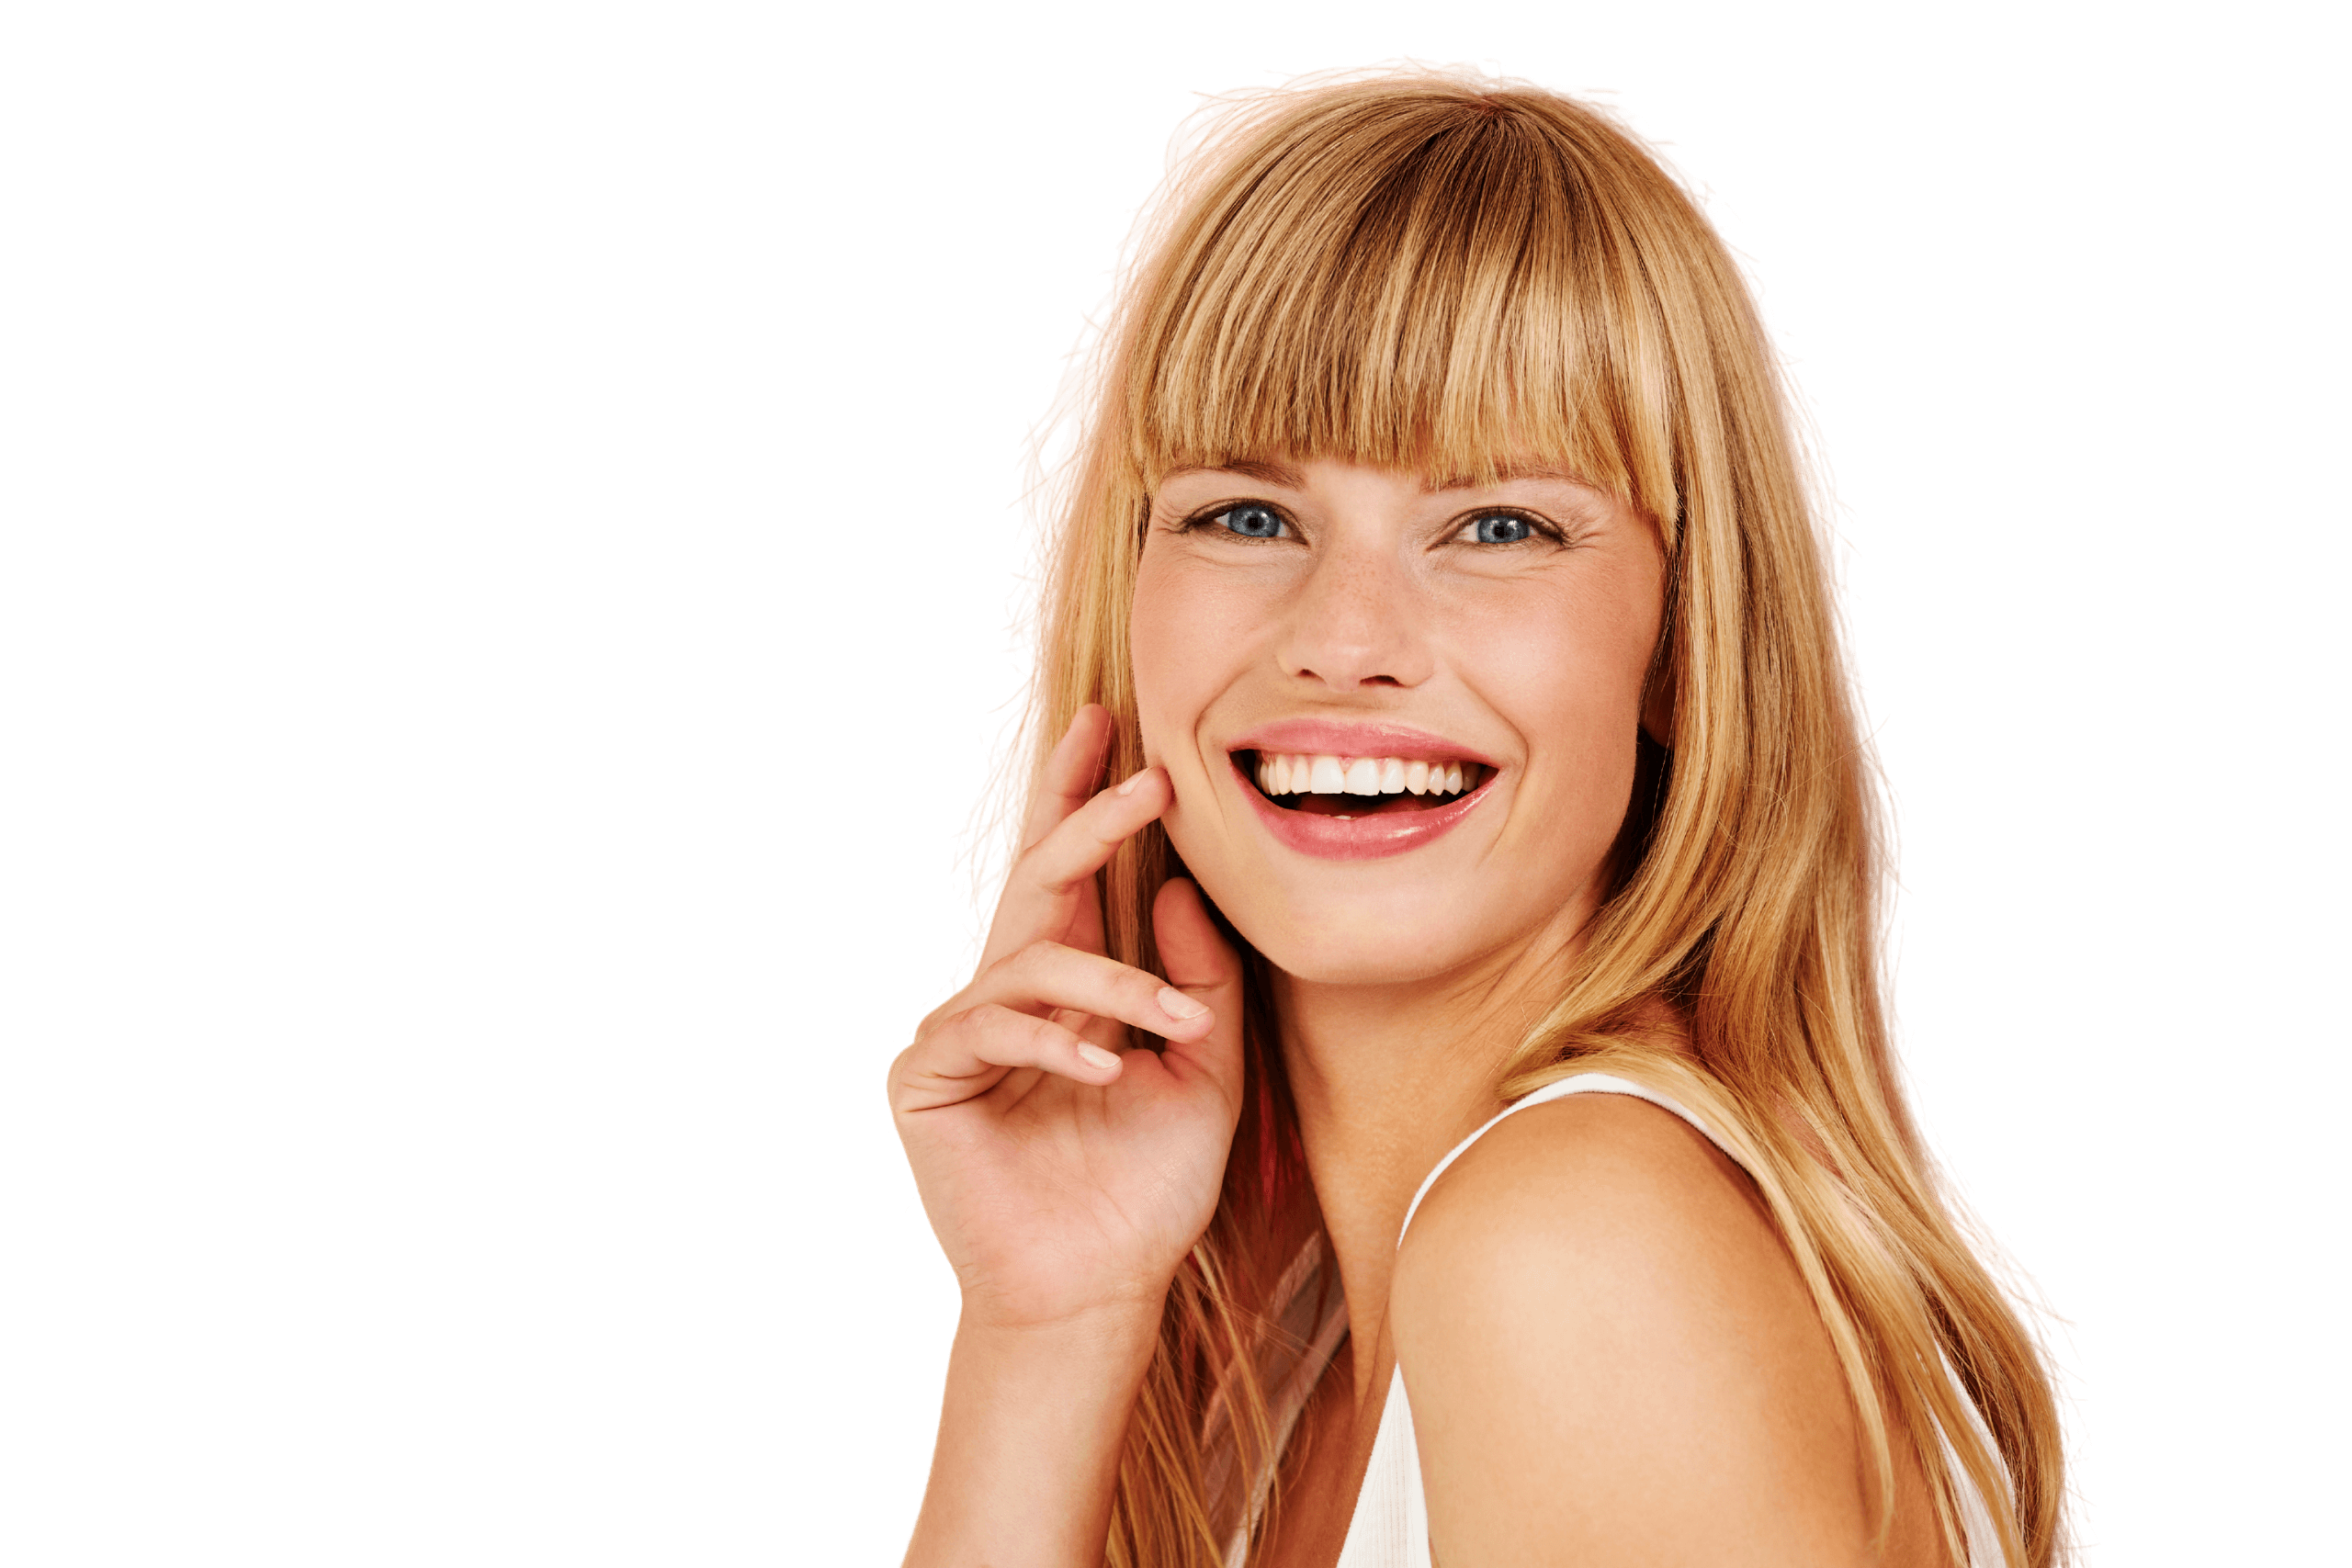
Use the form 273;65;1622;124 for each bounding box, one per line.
1272;905;1590;1407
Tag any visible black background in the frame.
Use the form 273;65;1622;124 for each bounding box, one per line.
757;33;2182;1561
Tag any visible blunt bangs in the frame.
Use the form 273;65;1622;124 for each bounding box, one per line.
1124;92;1684;529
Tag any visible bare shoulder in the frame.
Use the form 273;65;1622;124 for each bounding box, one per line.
1390;1093;1818;1423
1389;1090;1897;1566
1396;1089;1772;1281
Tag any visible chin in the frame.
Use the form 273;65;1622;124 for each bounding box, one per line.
1161;769;1616;992
1195;877;1515;989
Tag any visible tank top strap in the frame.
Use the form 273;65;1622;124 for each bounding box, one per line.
1396;1071;1745;1247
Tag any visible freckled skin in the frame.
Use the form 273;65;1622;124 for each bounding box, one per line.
1132;457;1666;987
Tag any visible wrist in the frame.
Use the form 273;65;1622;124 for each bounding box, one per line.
951;1294;1166;1376
953;1279;1172;1344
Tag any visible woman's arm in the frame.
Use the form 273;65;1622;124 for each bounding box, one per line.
903;1304;1162;1568
890;707;1246;1566
1389;1093;1940;1566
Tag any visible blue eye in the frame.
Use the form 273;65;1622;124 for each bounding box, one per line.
1468;513;1535;544
1216;504;1286;538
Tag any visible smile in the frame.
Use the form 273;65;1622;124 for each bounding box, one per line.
1227;743;1498;861
1246;751;1485;815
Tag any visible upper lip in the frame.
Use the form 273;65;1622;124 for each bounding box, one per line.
1224;718;1499;769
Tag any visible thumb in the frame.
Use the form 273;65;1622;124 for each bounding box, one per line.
1151;877;1245;1100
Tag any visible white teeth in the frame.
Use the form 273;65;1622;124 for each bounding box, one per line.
1250;750;1485;799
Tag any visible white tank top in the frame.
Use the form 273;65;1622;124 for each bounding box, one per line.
1215;1071;2002;1567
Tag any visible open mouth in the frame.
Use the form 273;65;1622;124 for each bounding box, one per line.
1235;750;1493;818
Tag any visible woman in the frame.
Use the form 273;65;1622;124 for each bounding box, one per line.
889;72;2066;1568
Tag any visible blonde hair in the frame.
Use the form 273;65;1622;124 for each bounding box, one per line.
1025;69;2066;1568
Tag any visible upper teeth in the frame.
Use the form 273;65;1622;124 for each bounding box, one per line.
1252;752;1476;797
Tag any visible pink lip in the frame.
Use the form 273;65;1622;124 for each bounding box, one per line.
1225;719;1498;768
1227;751;1498;862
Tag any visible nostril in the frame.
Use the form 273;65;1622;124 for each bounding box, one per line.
1293;668;1408;690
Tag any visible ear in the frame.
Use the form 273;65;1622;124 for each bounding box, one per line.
1639;648;1676;748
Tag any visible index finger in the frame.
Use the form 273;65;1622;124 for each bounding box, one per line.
982;764;1170;968
1018;705;1114;852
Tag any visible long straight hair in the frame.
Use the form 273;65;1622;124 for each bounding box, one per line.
1024;71;2066;1568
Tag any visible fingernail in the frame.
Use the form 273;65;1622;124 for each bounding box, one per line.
1158;986;1207;1021
1116;769;1148;796
1078;1043;1121;1071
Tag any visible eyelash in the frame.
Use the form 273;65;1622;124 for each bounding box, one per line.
1178;502;1565;547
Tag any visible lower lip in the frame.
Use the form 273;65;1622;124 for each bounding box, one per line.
1232;758;1495;861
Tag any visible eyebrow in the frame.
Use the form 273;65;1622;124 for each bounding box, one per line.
1159;458;1306;489
1423;464;1588;491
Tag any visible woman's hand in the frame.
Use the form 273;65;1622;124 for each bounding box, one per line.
889;705;1246;1333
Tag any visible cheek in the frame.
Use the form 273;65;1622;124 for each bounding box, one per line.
1465;579;1659;818
1128;551;1241;759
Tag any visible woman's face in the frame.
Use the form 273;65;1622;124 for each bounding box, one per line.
1131;457;1667;987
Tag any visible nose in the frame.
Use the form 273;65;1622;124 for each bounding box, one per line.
1275;542;1432;692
